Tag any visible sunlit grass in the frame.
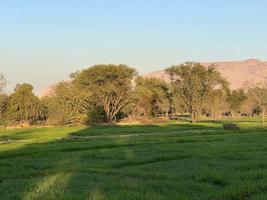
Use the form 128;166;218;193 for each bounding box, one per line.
0;119;267;199
23;173;72;200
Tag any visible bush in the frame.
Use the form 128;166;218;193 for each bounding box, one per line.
223;123;240;130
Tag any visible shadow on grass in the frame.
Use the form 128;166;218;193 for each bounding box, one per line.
1;122;267;199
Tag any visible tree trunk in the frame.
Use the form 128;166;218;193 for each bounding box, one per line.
106;113;113;124
133;111;136;121
191;111;197;124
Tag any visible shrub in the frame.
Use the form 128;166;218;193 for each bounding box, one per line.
223;123;240;130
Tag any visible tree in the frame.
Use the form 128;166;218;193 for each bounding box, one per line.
42;81;94;125
0;74;6;94
166;62;228;123
0;94;8;122
132;77;170;119
0;74;7;123
227;89;247;117
41;96;66;126
205;88;229;119
240;96;255;117
247;83;267;126
6;84;47;125
54;81;92;125
74;64;137;123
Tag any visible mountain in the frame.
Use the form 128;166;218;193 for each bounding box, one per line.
144;59;267;89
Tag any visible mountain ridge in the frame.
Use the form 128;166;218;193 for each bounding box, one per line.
144;59;267;89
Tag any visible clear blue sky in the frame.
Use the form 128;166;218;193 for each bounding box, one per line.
1;0;267;95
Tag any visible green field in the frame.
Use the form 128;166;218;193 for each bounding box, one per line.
1;121;267;200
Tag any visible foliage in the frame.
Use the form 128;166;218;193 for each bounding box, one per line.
42;81;93;125
247;83;267;125
0;74;7;122
54;81;92;125
0;94;8;123
41;96;66;126
2;62;267;126
205;88;229;119
0;74;6;94
166;62;228;123
74;64;137;123
129;77;170;119
6;84;47;125
227;89;247;116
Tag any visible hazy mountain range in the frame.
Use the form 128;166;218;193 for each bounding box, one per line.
145;59;267;89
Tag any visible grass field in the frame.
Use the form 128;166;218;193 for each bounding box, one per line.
1;120;267;200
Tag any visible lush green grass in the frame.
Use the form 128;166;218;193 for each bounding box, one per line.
1;121;267;200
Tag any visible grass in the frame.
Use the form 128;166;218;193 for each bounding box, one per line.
0;120;267;200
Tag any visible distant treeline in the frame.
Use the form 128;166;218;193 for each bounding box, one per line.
1;62;267;127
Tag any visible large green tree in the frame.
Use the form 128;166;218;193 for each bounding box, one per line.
227;89;247;117
247;83;267;126
42;81;95;125
6;84;47;125
53;81;92;125
74;64;137;123
166;62;228;123
205;88;229;119
132;77;170;119
41;96;66;126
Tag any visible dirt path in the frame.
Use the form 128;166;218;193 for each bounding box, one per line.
67;129;222;140
0;129;223;144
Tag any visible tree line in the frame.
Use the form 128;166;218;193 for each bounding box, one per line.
1;62;267;127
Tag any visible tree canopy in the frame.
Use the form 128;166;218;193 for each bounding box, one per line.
74;64;137;123
166;62;228;123
131;77;170;119
0;74;6;94
6;84;47;125
227;89;248;116
247;83;267;125
1;63;267;127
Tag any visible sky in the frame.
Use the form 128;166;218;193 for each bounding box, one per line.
1;0;267;95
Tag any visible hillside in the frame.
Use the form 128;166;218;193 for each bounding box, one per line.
145;59;267;89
